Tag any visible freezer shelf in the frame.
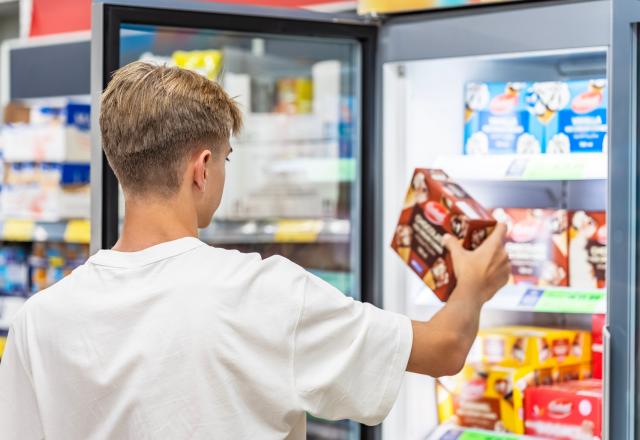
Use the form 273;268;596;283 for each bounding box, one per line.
433;153;607;181
415;284;606;314
0;219;90;244
199;218;350;244
427;423;541;440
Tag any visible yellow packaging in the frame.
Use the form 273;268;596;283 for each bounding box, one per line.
0;336;6;359
437;363;536;434
172;50;223;80
473;326;591;368
437;361;592;434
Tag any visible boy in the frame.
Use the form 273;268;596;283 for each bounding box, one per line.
0;62;509;439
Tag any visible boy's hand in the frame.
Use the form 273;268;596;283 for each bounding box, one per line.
443;223;510;305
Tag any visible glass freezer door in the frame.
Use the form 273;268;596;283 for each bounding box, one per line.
91;3;376;440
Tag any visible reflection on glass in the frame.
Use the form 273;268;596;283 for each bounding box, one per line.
119;24;361;440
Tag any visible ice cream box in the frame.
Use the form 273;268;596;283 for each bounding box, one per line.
524;379;603;440
464;82;543;155
469;327;591;369
437;361;592;435
391;169;496;301
591;314;605;379
492;208;569;286
526;79;607;154
569;211;607;289
437;363;542;434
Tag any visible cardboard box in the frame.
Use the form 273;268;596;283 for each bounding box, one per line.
471;326;591;369
492;208;569;286
526;80;607;154
437;361;592;435
464;82;543;155
570;211;607;289
592;314;605;379
1;163;90;221
524;379;603;439
2;103;90;163
391;169;496;301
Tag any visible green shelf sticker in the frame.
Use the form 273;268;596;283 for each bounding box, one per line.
457;430;520;440
522;158;585;180
534;289;605;313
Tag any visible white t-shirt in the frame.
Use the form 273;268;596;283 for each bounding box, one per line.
0;237;412;440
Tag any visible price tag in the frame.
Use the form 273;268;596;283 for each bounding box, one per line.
523;156;584;180
64;220;91;244
2;220;35;241
274;220;323;243
458;430;519;440
534;289;605;314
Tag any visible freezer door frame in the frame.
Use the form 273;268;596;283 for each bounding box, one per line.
376;1;635;438
91;3;379;438
609;0;639;438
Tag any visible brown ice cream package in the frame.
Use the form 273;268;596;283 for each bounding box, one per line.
492;208;568;287
569;211;607;289
391;169;496;301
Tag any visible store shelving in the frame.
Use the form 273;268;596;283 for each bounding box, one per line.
0;219;90;244
415;284;606;314
199;218;350;244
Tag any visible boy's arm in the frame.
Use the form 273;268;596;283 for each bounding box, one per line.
407;223;510;377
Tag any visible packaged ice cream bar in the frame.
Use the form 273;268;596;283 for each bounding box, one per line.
470;326;591;369
524;379;602;439
436;361;592;435
464;81;543;155
391;169;496;301
493;208;569;286
570;211;607;289
526;79;607;154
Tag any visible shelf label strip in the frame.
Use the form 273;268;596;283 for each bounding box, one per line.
534;288;605;313
2;220;35;242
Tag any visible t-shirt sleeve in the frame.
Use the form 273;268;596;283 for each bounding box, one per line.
292;272;412;426
0;326;44;440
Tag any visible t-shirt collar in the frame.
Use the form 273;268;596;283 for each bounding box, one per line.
88;236;206;268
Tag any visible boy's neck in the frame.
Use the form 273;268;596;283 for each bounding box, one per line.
113;196;198;252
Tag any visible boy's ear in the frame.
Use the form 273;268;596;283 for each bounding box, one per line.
193;149;212;192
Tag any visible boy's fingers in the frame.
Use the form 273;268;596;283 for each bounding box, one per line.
484;223;507;248
442;234;464;258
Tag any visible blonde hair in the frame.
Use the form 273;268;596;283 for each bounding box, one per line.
99;61;242;195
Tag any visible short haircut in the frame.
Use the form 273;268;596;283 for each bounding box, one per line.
99;61;242;195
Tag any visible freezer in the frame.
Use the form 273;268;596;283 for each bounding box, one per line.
91;0;638;439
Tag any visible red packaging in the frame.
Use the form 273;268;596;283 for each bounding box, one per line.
570;211;607;289
391;169;496;301
492;208;568;286
524;379;602;440
591;314;605;379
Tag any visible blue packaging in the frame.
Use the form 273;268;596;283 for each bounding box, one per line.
526;79;607;154
464;82;542;155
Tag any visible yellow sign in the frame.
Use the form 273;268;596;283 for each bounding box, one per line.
64;219;91;244
358;0;432;14
3;220;35;242
275;220;323;243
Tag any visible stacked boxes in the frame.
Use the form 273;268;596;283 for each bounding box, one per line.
391;169;496;301
524;379;603;439
437;326;592;434
1;163;90;221
464;82;540;155
465;79;607;155
490;208;606;289
570;211;607;289
492;208;569;287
